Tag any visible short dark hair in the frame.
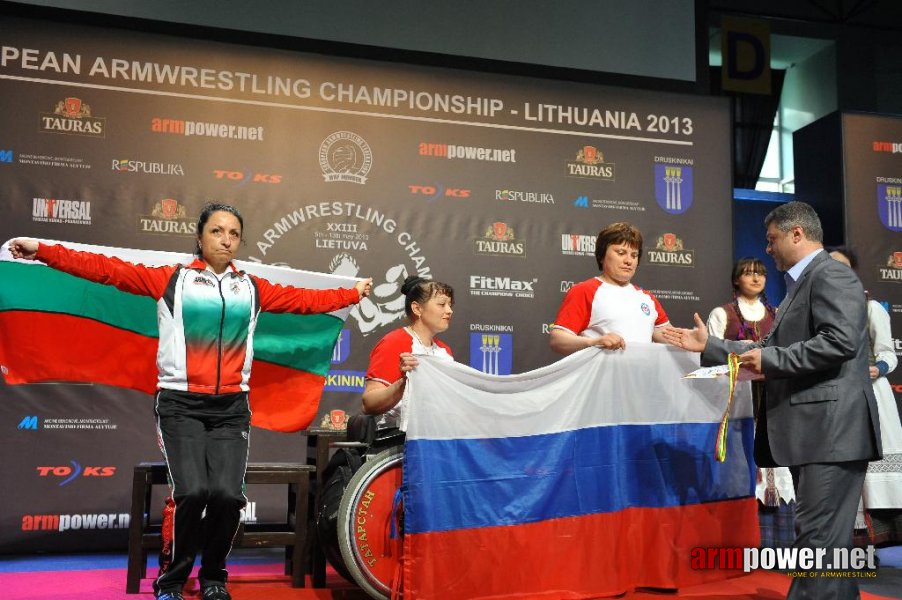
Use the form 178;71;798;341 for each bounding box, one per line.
400;275;454;320
825;245;858;270
594;222;643;271
195;203;244;255
731;257;767;290
764;201;823;243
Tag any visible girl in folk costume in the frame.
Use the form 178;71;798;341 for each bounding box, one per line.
707;257;795;549
706;257;776;343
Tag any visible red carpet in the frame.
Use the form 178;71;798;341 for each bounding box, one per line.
0;564;895;599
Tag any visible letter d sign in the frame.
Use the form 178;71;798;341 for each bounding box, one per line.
721;17;771;94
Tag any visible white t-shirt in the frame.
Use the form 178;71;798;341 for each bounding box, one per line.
365;327;453;429
551;276;669;342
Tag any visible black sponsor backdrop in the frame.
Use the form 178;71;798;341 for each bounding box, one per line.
0;14;732;552
840;114;902;415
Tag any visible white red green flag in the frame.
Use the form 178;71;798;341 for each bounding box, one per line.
0;239;355;432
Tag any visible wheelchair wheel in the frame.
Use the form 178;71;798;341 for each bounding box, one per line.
337;445;404;599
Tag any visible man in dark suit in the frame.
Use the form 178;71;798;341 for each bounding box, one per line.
664;201;881;599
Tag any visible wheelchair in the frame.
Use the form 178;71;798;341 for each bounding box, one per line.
315;415;405;599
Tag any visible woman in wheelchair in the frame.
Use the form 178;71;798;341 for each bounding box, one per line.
316;276;454;598
361;275;455;430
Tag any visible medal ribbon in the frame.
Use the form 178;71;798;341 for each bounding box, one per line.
715;352;740;463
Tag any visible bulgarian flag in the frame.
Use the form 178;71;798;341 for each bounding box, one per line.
0;239;356;432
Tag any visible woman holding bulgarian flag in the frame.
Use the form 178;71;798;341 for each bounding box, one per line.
8;203;372;600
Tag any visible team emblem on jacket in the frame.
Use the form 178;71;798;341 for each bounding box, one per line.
641;302;651;315
192;275;215;287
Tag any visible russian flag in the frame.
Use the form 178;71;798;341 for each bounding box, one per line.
0;239;356;432
403;345;759;599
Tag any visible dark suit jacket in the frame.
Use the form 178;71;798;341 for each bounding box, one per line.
702;251;881;468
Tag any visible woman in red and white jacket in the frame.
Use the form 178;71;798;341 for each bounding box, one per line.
9;203;372;600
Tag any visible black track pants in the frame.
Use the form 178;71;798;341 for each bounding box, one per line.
152;389;250;595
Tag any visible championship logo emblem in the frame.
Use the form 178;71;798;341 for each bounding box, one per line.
319;131;373;184
877;184;902;232
654;164;694;214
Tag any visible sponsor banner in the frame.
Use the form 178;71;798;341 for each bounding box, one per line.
151;117;264;140
419;142;516;163
21;512;129;532
137;198;195;236
646;232;695;267
566;145;614;181
872;141;902;153
473;222;526;257
573;195;647;211
111;158;184;176
36;462;116;486
39;97;105;137
17;153;90;169
561;234;595;257
469;275;536;298
32;198;91;225
410;184;471;200
495;189;553;205
213;169;282;186
0;12;733;555
18;416;119;431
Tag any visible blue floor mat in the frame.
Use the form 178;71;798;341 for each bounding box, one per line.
0;547;285;573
